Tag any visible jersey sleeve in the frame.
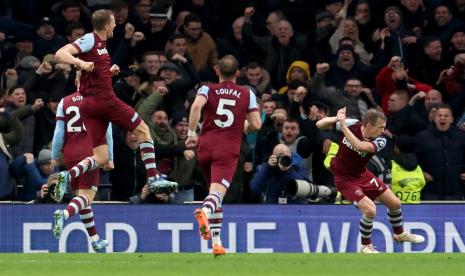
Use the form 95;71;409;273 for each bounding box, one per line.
335;119;359;131
371;137;387;152
106;123;114;161
248;89;258;112
55;99;65;121
51;120;65;160
197;85;210;100
71;33;95;53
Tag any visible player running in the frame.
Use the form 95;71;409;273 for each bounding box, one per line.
317;107;425;253
53;9;176;202
186;55;262;256
50;72;112;252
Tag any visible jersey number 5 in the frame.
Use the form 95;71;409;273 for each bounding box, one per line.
66;106;84;132
214;98;236;128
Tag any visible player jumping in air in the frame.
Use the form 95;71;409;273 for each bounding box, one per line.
51;71;113;252
316;107;425;253
53;9;177;205
186;55;262;256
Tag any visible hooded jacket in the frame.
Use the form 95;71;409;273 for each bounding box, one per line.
278;60;311;94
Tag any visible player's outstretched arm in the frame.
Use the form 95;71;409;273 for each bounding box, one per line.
55;44;93;71
55;44;82;67
245;111;262;133
316;116;338;129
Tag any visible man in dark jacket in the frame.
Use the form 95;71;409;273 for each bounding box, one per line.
33;93;60;155
110;131;147;201
0;109;23;200
241;14;306;89
217;16;253;68
386;90;427;137
415;104;465;200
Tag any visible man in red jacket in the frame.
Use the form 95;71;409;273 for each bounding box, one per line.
376;56;432;114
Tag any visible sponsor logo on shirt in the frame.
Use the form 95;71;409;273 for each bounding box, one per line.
97;48;108;55
342;137;367;157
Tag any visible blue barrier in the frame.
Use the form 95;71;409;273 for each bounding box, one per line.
1;204;464;253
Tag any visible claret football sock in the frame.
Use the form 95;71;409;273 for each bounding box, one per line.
64;195;90;219
360;215;374;245
140;139;158;179
69;157;97;179
387;208;404;234
202;191;224;216
79;207;99;242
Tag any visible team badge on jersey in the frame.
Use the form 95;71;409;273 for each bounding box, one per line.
374;137;387;151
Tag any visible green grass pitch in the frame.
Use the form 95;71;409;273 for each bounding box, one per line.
1;253;464;276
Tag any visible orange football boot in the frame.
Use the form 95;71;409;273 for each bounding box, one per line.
194;208;211;240
213;243;225;257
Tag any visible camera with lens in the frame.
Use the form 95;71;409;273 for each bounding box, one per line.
148;185;177;194
148;178;178;194
49;183;57;193
277;154;292;168
287;179;335;200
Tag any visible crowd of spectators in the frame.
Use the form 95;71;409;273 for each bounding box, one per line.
1;0;465;204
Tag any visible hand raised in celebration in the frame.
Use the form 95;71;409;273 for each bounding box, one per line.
337;107;347;125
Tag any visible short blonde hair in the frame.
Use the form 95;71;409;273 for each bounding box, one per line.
92;9;113;31
362;108;386;126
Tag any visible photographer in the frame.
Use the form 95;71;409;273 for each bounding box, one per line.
10;148;55;201
250;143;331;204
34;173;72;203
254;107;287;165
129;183;176;204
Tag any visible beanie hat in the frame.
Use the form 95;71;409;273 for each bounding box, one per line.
337;44;355;55
37;149;52;166
20;56;41;69
170;111;188;127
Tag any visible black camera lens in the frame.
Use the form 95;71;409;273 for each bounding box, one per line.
277;154;292;167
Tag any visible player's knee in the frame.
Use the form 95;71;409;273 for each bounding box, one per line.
360;203;376;218
134;121;150;140
364;207;376;218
